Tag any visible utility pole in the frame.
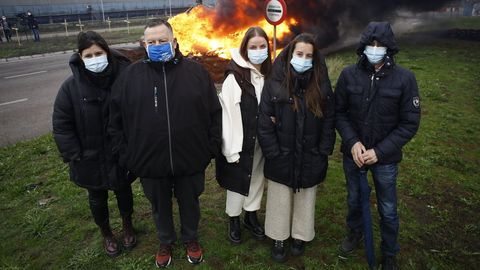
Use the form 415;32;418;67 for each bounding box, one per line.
100;0;105;22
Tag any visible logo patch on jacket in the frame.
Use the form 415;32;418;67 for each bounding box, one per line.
413;97;420;108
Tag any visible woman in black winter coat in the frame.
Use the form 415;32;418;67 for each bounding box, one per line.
52;31;135;257
258;33;336;262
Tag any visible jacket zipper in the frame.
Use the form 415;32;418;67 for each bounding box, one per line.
163;65;175;175
154;86;158;113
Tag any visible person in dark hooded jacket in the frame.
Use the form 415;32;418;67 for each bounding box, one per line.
258;33;335;262
335;22;421;270
52;31;135;257
109;19;222;267
26;11;39;41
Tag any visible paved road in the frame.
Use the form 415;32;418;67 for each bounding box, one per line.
0;52;71;147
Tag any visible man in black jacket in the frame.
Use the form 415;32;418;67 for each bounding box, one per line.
109;19;222;267
335;22;420;270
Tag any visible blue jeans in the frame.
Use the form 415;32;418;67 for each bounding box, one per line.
343;156;400;256
31;28;40;41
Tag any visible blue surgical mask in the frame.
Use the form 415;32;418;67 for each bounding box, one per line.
248;48;268;65
83;54;109;73
147;42;175;62
290;55;313;73
364;45;387;64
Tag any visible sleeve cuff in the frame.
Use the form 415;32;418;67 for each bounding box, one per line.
225;153;240;163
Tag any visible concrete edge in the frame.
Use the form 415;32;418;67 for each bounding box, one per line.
1;42;141;64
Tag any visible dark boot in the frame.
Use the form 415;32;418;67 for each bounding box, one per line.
228;216;241;244
339;230;363;253
100;224;119;257
271;240;287;262
290;238;305;256
381;255;398;270
243;211;265;240
122;215;136;250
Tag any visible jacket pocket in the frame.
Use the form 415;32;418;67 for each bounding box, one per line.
70;150;102;188
377;88;402;116
303;150;328;183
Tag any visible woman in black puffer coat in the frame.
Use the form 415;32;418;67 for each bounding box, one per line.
52;31;135;257
258;33;336;262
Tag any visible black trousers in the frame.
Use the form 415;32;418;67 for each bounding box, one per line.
87;185;134;226
141;173;205;244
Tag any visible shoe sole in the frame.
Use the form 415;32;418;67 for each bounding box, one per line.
105;250;120;258
228;234;242;244
187;254;203;264
155;256;172;268
228;224;242;244
105;245;120;257
243;222;266;240
271;253;287;263
123;238;137;251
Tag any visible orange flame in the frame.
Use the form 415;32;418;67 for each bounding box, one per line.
168;5;297;59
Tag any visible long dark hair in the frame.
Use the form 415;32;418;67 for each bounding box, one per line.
77;31;111;58
239;26;272;76
284;33;324;118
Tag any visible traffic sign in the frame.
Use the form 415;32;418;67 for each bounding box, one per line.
264;0;287;26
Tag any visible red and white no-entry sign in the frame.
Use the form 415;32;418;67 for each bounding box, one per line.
264;0;287;59
264;0;287;26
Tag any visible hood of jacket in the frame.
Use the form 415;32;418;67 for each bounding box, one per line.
356;21;399;56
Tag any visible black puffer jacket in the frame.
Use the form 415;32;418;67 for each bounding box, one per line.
258;47;335;190
109;47;222;179
53;50;132;190
335;22;421;164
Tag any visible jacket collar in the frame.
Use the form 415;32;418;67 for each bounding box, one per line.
357;53;395;76
143;46;183;69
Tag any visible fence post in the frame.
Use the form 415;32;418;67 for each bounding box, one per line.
61;19;69;37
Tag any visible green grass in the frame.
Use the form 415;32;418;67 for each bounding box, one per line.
1;34;479;269
414;16;480;32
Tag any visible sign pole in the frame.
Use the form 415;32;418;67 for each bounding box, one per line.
273;25;277;59
264;0;287;61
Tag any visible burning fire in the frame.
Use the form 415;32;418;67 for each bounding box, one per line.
169;5;297;58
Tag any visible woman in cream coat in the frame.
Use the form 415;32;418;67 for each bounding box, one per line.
216;26;272;244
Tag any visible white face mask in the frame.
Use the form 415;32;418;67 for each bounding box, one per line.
247;48;268;65
83;54;109;73
364;45;387;64
290;55;313;73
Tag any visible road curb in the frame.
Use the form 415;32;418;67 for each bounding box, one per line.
2;42;140;64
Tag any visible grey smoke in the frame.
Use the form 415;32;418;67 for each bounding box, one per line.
211;0;454;48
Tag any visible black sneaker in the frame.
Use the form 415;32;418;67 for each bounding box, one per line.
290;238;305;256
271;240;287;262
381;255;398;270
339;230;364;253
228;216;241;244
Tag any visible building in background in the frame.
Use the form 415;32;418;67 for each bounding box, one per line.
0;0;216;23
